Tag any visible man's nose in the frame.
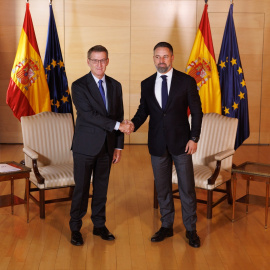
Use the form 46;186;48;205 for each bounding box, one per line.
159;57;165;63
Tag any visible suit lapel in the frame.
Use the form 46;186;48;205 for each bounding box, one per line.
105;76;113;114
149;73;162;110
87;72;107;113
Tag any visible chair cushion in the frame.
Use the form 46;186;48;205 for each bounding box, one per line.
172;164;231;190
29;163;74;189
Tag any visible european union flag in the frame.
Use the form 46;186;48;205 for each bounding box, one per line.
44;4;73;115
217;4;249;149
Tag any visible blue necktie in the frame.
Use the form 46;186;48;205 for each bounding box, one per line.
98;80;106;109
161;75;168;110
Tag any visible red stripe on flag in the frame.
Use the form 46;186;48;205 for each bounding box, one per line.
199;4;215;60
23;3;40;56
6;79;35;121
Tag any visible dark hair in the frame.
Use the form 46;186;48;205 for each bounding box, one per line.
88;45;108;59
153;42;173;55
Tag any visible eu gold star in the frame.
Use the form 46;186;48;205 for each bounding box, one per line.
66;89;70;95
231;58;237;66
232;102;239;110
46;65;51;71
224;107;230;114
50;99;54;106
56;100;60;108
240;79;246;87
238;91;245;100
237;67;243;74
61;96;68;103
51;59;57;68
58;60;64;68
219;61;226;69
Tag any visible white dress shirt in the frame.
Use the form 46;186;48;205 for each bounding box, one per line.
155;68;173;108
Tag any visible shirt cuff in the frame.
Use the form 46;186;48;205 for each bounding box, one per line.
114;121;120;130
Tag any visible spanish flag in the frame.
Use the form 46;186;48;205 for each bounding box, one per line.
186;4;221;114
6;2;51;121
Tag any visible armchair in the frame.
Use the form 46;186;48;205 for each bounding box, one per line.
154;113;238;219
21;111;75;219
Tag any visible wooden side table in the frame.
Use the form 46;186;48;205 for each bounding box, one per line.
232;162;270;228
0;161;31;222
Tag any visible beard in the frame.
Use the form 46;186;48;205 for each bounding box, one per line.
156;63;170;74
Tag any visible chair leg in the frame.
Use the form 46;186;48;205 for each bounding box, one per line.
154;182;158;209
226;180;233;205
207;190;213;219
24;180;31;201
39;189;45;219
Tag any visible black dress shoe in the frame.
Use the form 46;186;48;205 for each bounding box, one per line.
71;231;84;246
151;227;173;242
186;230;200;248
93;226;115;241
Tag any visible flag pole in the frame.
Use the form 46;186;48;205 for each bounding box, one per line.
49;0;52;5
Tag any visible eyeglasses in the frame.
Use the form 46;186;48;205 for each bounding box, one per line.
89;58;108;65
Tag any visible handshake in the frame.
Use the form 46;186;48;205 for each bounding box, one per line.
119;120;135;135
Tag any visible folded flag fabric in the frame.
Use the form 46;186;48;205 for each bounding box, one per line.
6;2;51;120
44;4;73;115
186;3;221;114
217;4;250;149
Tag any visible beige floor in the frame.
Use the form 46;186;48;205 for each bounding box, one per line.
0;144;270;270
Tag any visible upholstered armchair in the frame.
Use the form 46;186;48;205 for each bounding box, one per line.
21;111;75;219
154;113;238;219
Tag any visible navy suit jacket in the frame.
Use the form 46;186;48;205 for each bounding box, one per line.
132;69;203;157
71;72;124;157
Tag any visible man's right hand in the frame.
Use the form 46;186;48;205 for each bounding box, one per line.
119;120;134;135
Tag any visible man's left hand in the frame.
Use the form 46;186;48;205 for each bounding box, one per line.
112;149;121;164
185;140;197;155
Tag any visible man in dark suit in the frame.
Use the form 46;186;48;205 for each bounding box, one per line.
130;42;203;247
70;45;133;246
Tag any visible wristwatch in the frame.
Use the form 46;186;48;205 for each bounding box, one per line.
190;137;199;143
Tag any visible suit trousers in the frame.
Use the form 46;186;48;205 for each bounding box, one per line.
69;144;112;232
151;149;197;231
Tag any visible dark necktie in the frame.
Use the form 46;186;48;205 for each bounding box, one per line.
98;80;106;109
161;75;168;110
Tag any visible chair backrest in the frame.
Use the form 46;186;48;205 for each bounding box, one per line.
21;112;74;167
190;113;238;172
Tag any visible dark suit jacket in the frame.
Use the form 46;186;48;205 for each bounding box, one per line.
132;69;203;157
71;72;124;157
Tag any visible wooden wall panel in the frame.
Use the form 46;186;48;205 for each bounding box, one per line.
0;0;270;145
131;1;197;28
65;0;130;27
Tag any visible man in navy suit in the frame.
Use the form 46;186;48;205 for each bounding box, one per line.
70;45;132;246
130;42;203;247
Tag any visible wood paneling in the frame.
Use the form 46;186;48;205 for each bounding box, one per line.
65;0;130;27
131;1;197;28
0;0;270;144
0;107;22;143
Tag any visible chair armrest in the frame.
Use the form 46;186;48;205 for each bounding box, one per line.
215;149;235;161
208;149;235;185
23;147;44;185
23;146;38;160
